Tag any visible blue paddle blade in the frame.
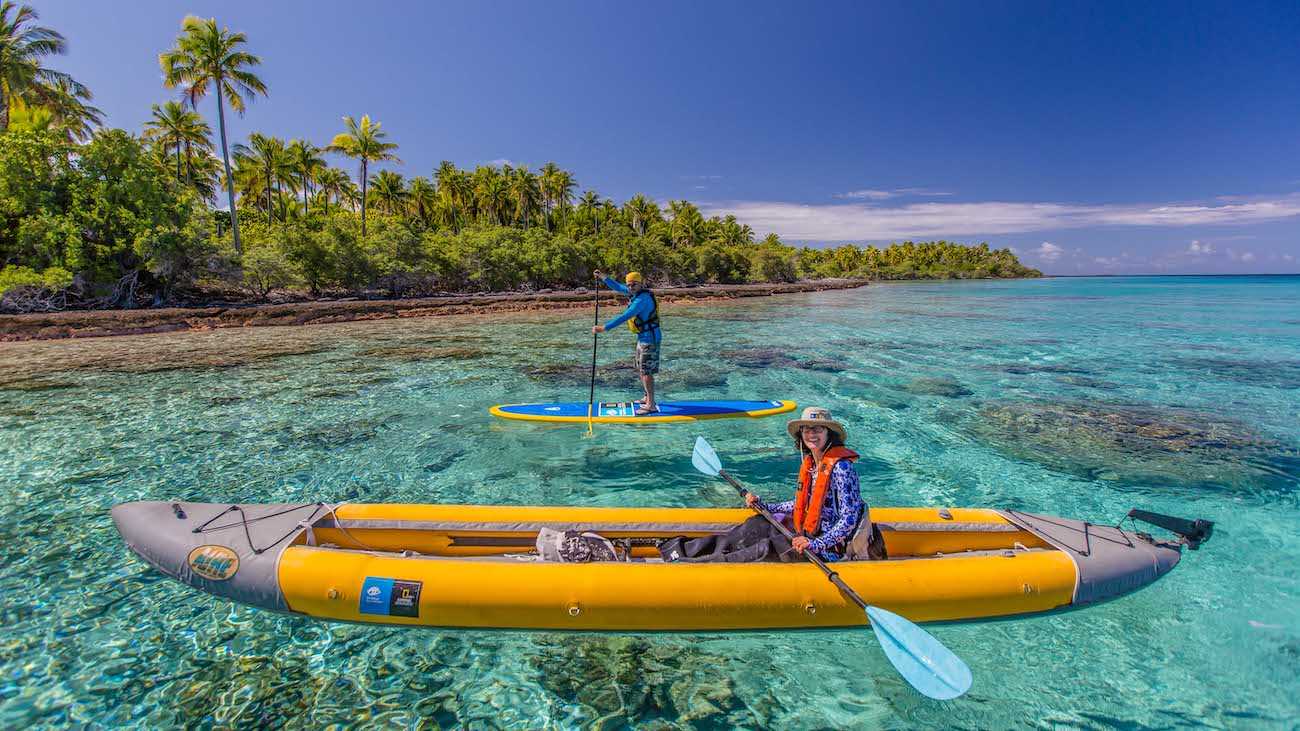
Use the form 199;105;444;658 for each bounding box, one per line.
691;436;722;476
866;605;972;700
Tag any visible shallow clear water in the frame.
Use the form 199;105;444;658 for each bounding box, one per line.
1;275;1297;728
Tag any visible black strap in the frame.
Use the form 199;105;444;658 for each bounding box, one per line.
632;290;660;333
191;503;325;555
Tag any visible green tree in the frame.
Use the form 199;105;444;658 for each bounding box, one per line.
0;2;93;133
142;100;211;184
368;169;407;215
508;166;541;229
285;139;324;216
314;167;350;212
622;194;657;236
160;15;267;256
326;114;399;237
407;176;436;226
234;133;289;223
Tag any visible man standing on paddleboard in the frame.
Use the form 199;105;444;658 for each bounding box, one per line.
592;270;662;415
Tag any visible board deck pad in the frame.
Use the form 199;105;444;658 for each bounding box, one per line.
490;399;796;424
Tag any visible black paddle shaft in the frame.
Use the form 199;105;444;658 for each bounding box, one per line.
588;280;599;411
717;468;871;612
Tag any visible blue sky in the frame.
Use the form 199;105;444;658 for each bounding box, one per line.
35;0;1300;274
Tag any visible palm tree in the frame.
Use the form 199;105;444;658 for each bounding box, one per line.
36;76;100;142
185;149;221;202
508;166;541;229
230;153;268;218
337;178;362;213
550;169;575;224
434;161;465;232
368;170;407;215
578;190;601;232
315;167;350;212
143;100;211;183
160;15;267;256
407;176;436;226
0;2;92;133
234;133;289;223
712;214;753;246
325;114;399;236
669;200;706;247
538;161;560;229
623;194;657;236
286;139;324;216
472;166;509;225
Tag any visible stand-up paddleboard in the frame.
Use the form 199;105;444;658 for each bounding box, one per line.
490;399;796;424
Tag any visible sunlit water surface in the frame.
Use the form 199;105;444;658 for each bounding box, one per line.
1;276;1297;728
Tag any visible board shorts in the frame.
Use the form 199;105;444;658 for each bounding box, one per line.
634;342;660;376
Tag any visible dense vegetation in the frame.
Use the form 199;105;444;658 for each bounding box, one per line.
0;5;1039;311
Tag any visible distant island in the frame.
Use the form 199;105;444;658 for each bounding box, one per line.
0;8;1040;315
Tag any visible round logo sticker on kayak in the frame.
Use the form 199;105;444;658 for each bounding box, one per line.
187;545;239;581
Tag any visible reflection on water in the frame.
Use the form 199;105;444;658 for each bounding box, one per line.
1;276;1298;727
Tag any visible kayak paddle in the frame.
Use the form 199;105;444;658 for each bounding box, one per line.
690;436;973;700
585;277;600;437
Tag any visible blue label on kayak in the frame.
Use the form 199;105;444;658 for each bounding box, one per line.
360;577;393;615
360;576;422;617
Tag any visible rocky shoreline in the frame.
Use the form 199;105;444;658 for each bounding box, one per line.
0;279;868;342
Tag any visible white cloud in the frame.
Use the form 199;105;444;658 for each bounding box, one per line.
1188;240;1214;255
1227;248;1257;262
485;158;516;168
837;190;898;200
1034;242;1064;262
835;187;954;201
700;193;1300;241
1284;254;1296;262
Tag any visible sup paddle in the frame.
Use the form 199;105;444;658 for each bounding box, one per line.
585;276;600;436
690;436;972;700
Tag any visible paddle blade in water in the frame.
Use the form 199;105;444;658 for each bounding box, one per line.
691;436;722;476
866;605;972;700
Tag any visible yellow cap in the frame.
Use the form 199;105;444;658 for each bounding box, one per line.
625;271;643;284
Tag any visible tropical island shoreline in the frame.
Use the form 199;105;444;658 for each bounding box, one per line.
0;278;871;342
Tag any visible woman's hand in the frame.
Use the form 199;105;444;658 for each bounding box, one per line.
744;492;761;508
591;325;605;334
791;536;811;554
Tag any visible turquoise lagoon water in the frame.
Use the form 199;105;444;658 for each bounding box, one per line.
1;275;1297;728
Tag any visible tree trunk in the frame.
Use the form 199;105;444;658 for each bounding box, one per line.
176;143;183;182
215;81;242;257
360;159;368;237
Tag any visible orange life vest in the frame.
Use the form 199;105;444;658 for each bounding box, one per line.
794;446;859;536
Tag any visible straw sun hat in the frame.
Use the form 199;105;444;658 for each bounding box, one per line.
786;406;847;441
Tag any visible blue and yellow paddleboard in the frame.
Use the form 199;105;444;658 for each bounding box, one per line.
489;399;796;424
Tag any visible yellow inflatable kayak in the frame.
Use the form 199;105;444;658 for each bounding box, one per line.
113;501;1206;631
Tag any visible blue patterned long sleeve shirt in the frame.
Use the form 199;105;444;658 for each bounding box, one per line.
763;459;865;561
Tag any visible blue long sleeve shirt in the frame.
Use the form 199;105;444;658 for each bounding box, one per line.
762;459;865;561
601;277;662;344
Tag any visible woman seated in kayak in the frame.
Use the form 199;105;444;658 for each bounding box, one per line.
660;407;880;563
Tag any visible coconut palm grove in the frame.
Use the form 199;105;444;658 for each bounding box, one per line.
0;7;1038;311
